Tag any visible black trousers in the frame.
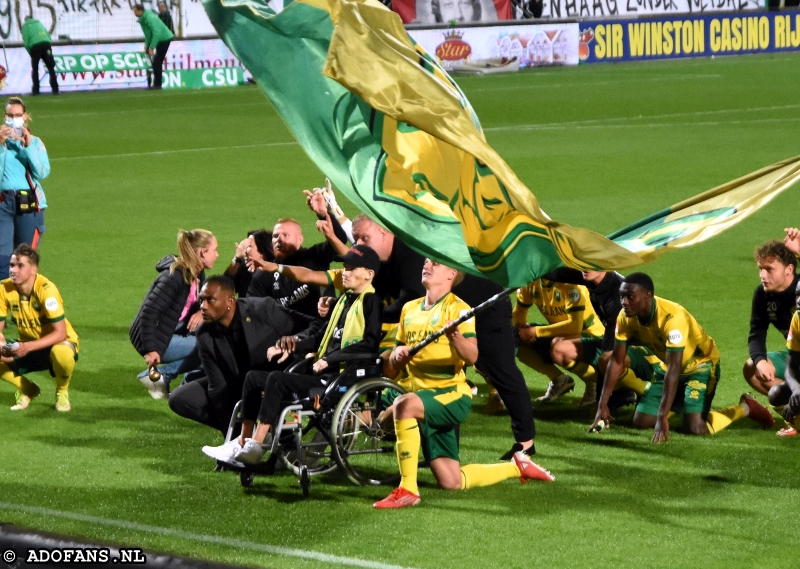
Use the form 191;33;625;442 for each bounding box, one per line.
242;370;330;426
474;312;536;442
152;40;171;88
30;42;58;94
169;376;237;434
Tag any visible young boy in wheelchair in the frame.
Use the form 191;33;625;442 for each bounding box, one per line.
203;244;383;465
374;259;555;509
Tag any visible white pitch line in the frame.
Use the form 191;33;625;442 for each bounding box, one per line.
472;73;722;91
487;116;800;132
36;101;270;119
49;141;298;161
483;103;800;132
0;501;416;569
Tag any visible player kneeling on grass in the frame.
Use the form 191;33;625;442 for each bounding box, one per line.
767;279;800;436
0;244;79;411
373;259;553;510
590;273;774;442
513;278;604;406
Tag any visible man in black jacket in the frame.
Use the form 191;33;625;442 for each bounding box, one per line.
743;239;799;396
205;245;383;465
168;276;320;434
245;193;348;316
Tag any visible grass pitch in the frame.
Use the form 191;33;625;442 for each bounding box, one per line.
1;52;799;569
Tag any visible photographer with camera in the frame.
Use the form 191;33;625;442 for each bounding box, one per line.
0;97;48;280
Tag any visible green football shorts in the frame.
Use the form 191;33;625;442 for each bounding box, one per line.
767;348;789;380
416;387;472;461
636;360;720;417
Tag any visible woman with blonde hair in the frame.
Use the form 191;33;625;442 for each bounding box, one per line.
130;229;218;399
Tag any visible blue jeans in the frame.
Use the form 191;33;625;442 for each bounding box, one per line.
0;191;46;279
137;334;197;386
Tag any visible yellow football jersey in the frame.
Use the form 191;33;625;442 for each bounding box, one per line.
0;274;79;350
396;292;476;395
615;296;716;375
513;279;604;339
786;312;800;352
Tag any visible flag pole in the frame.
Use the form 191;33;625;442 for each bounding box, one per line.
407;287;516;357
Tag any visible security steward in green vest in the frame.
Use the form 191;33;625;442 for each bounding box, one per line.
21;17;58;95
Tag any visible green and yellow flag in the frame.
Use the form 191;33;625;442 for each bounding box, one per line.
203;0;800;287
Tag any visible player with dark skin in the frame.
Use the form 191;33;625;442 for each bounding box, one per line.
592;281;707;443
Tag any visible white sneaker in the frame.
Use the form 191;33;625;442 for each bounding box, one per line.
139;375;168;400
202;439;243;464
536;374;575;402
577;383;597;408
235;438;266;464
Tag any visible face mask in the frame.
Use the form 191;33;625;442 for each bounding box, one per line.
4;117;24;129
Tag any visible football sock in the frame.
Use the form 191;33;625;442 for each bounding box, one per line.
566;361;597;385
706;405;746;434
50;344;76;395
517;345;562;381
460;463;520;490
617;367;648;396
395;418;421;495
0;364;37;397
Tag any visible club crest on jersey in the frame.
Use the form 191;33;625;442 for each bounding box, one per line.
431;313;440;326
668;330;683;344
554;290;562;302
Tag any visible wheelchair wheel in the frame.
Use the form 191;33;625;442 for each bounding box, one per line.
240;471;253;488
279;414;338;478
331;377;406;486
300;465;310;497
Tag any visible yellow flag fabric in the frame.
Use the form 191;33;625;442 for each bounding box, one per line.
323;0;643;279
203;0;800;287
609;156;800;261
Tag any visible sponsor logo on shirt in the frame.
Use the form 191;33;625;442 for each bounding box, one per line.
668;330;683;344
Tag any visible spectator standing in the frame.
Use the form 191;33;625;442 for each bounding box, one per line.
21;17;58;96
0;97;48;280
157;1;175;33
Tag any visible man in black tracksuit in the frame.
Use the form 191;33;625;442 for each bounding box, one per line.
246;201;348;317
168;276;321;433
743;240;798;396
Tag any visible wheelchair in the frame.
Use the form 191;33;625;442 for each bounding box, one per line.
223;352;406;496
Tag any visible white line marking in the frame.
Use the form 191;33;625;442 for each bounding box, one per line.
0;501;416;569
488;116;800;132
472;74;721;91
37;101;269;119
50;141;298;161
483;104;800;132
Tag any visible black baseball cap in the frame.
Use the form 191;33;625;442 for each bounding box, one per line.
334;245;381;272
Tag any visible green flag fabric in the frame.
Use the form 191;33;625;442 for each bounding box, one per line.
203;0;800;287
